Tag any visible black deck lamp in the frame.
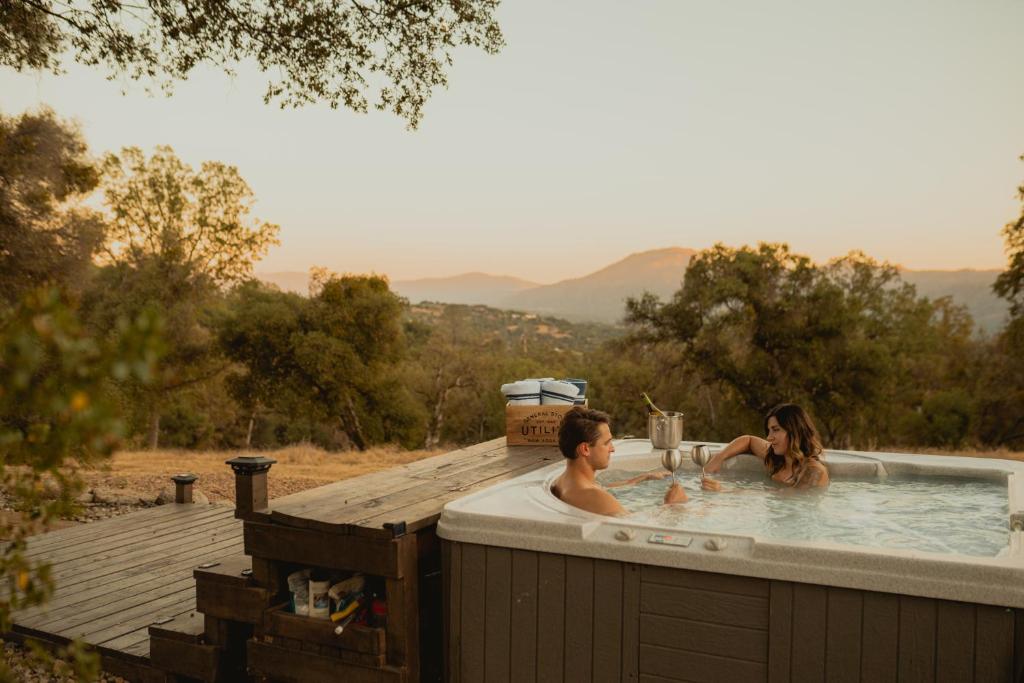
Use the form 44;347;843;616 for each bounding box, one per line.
225;455;277;519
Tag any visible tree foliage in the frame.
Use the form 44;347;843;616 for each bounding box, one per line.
0;288;160;680
0;108;104;305
625;243;975;448
1;0;504;128
219;275;423;450
90;145;278;447
994;154;1024;318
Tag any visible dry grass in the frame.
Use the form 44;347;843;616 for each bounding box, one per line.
78;443;448;504
73;443;1024;506
879;447;1024;462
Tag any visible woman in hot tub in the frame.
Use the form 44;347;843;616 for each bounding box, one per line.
701;403;829;490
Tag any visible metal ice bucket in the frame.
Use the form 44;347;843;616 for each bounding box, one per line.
648;411;684;450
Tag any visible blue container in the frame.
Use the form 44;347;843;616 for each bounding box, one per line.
563;378;587;402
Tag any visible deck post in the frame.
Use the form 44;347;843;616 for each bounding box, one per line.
170;472;198;503
225;455;276;519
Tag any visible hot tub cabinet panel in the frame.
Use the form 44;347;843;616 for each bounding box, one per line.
443;540;1024;683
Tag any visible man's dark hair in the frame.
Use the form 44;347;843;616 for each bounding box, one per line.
558;406;611;459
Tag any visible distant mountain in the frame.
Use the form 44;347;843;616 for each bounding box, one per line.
901;269;1007;334
257;249;1010;333
391;272;539;306
500;247;696;324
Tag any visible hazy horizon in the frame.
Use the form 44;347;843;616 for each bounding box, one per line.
256;245;1005;288
4;0;1023;281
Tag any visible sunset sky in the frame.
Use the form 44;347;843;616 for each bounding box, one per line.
3;0;1023;282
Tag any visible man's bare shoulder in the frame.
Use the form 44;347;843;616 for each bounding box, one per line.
561;486;625;516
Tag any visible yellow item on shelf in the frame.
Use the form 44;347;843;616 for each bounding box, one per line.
330;598;362;622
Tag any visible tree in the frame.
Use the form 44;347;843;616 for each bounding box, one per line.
90;145;278;448
625;243;973;448
0;287;160;681
1;0;503;128
994;154;1024;318
404;307;483;449
0;108;104;305
219;274;423;450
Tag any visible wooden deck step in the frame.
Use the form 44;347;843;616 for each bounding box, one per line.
8;502;244;678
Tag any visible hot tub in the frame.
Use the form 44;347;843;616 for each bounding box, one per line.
438;440;1024;682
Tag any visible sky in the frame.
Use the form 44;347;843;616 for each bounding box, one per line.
2;0;1023;283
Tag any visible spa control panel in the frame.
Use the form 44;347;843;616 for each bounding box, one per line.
606;526;738;556
647;532;693;548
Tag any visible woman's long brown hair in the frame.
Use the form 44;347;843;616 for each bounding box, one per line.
763;403;824;482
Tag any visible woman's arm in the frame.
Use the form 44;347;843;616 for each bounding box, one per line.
796;461;830;488
605;470;672;488
703;435;770;474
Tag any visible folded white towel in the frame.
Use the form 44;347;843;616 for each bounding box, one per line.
501;380;541;405
541;380;579;405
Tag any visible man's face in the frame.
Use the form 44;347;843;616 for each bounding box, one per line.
587;423;615;470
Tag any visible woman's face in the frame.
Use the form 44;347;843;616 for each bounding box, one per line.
766;416;789;456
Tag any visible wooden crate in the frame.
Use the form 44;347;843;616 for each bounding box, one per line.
505;403;582;446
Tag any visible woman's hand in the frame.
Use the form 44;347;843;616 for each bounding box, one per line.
701;475;723;492
663;481;688;504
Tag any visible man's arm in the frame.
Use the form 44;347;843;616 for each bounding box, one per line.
605;469;671;488
565;488;627;516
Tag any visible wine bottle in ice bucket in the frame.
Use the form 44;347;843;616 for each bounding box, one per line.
641;392;665;417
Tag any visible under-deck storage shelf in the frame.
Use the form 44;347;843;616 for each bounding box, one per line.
264;602;386;656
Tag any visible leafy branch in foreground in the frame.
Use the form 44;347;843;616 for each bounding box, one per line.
0;288;162;680
0;0;504;128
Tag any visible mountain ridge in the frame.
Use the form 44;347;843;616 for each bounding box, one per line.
257;247;1008;332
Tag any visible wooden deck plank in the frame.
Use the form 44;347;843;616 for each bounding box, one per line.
22;503;220;550
268;439;508;524
355;453;561;535
509;548;538;683
445;540;462;683
536;552;566;683
767;581;793;683
592;559;623;683
99;605;199;654
21;574;196;632
459;543;487;683
936;601;975;683
898;595;937;683
975;604;1014;682
791;583;827;683
622;564;641;683
23;505;224;559
82;588;197;645
46;526;243;593
326;448;558;530
564;556;594;682
483;546;512;683
15;540;243;622
639;582;768;630
861;591;899;683
825;586;862;683
27;506;233;563
11;502;243;673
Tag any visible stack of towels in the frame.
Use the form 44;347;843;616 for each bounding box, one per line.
501;378;587;406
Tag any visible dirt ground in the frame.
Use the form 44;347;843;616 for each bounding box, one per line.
80;443;447;506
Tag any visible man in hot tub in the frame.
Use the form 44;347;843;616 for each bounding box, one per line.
552;406;688;516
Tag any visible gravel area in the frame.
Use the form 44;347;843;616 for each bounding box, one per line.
0;640;126;683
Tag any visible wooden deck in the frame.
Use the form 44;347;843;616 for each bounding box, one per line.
265;437;558;536
8;437;562;681
11;502;244;679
